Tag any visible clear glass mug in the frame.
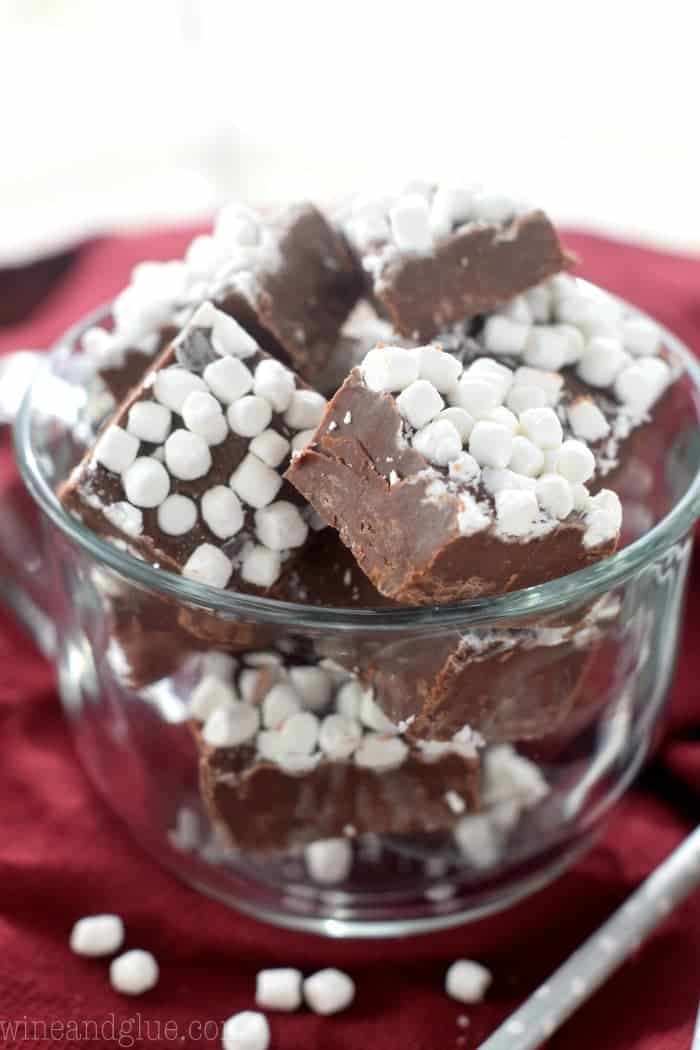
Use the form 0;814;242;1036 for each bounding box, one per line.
5;284;700;937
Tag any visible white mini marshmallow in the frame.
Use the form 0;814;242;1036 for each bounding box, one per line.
486;406;518;433
202;700;260;747
249;429;290;468
319;714;363;760
396;379;444;429
468;421;513;469
304;969;356;1016
513;366;563;406
190;675;238;721
222;1011;270;1050
622;317;661;356
240;544;282;587
536;473;574;519
164;429;212;481
255;501;308;550
584;489;623;549
482;468;536;495
211;310;259;359
450;376;500;419
577;337;630;388
555;439;595;484
122;457;170;508
413;418;462;466
354;733;408;771
362;346;419;393
256;968;303;1012
445;959;492;1004
181;391;228;446
523;325;573;370
228;395;273;438
429;184;474;238
614;357;669;412
305;838;354;884
153;367;207;414
360;691;398;734
389;192;432;253
411;344;463;393
230;453;283;509
498;294;533;325
448;451;480;483
109;950;159;997
467;358;515;400
278;710;319;755
102;501;143;537
457;493;490;535
495;488;539;536
253;358;296;413
291;429;315;453
482;315;530;356
336;680;367;721
505;384;547;415
525;283;552;323
201;485;244;540
127;402;171;445
199;650;238;680
70;914;124;957
203;356;254;404
438;406;474;440
182;543;232;588
288;666;333;712
571;483;591;512
262;684;301;729
94;425;139;474
567;397;610;441
519;407;563;450
284;390;327;430
508;435;545;477
157;493;197;535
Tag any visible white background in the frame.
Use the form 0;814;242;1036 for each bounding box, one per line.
1;0;699;264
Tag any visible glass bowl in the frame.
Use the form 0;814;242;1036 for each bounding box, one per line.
10;282;700;937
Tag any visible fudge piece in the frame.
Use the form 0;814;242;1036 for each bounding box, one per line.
60;302;325;598
286;344;622;604
341;184;573;340
189;653;481;852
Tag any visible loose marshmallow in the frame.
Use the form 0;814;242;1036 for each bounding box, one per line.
536;473;574;519
482;315;530;356
181;391;228;445
411;344;463;392
413;419;463;466
584;489;622;548
451;376;501;419
457;493;490;535
253;359;296;413
567;398;610;442
249;429;290;468
190;675;238;721
472;190;517;225
453;812;502;868
389;193;432;253
278;711;320;755
127;402;171;445
495;488;539;536
230;454;283;509
305;837;354;883
240;544;282;587
103;501;143;537
202;701;260;747
164;429;212;481
304;969;356;1016
523;325;573;370
94;425;139;474
199;650;238;680
506;384;547;415
519;407;563;450
284;390;327;430
157;493;197;535
70;914;125;957
448;451;481;483
360;691;398;734
255;501;309;550
362;346;419;393
508;435;545;477
319;714;363;759
203;356;254;405
498;294;533;325
291;429;315;453
467;358;514;401
182;543;232;588
555;439;595;484
577;337;630;388
354;733;408;771
288;666;333;712
622;317;661;356
482;468;536;495
614;357;669;411
211;311;259;359
438;406;474;440
525;283;552;323
228;395;273;438
396;379;444;429
109;950;159;997
122;457;170;508
201;485;244;540
430;184;474;238
261;683;301;729
445;959;492;1004
468;422;513;469
256;968;303;1012
153;367;207;414
336;680;367;721
487;406;518;433
513;366;563;406
222;1011;270;1050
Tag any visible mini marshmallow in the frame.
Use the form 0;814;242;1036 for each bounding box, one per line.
201;485;244;540
228;395;273;438
362;346;419;393
450;377;501;419
94;425;139;474
255;501;308;550
230;454;283;509
413;418;462;466
430;184;474;238
70;914;124;957
157;493;197;536
222;1011;270;1050
336;680;367;721
567;398;610;442
445;959;492;1004
304;969;356;1016
525;283;553;323
202;700;260;747
240;544;282;587
164;429;212;481
109;950;159;997
555;439;595;484
577;337;630;388
448;451;480;483
438;406;474;440
486;406;518;433
190;675;238;721
457;493;490;535
182;543;232;588
256;968;303;1012
262;684;301;729
203;355;254;405
153;367;207;414
519;407;563;450
523;325;574;371
505;384;547;415
622;317;661;356
288;666;333;712
305;837;354;883
249;429;290;468
122;457;170;508
253;358;296;413
199;650;238;680
411;344;463;393
614;357;669;412
389;192;432;253
584;489;623;549
103;501;143;537
468;421;513;469
453;812;501;868
360;691;399;734
319;714;363;759
472;190;517;225
396;379;444;429
284;390;327;430
513;366;563;406
211;310;259;359
571;483;591;512
278;710;320;755
536;473;574;519
181;391;228;446
482;315;530;356
291;429;315;453
127;402;171;445
498;294;533;325
495;488;539;536
508;435;545;477
354;733;408;771
482;468;536;495
466;357;514;398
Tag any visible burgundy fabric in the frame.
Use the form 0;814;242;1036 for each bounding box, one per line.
0;229;698;1049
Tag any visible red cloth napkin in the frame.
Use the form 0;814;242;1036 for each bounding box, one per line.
0;230;698;1050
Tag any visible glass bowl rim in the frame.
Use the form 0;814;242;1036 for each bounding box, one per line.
14;280;700;634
